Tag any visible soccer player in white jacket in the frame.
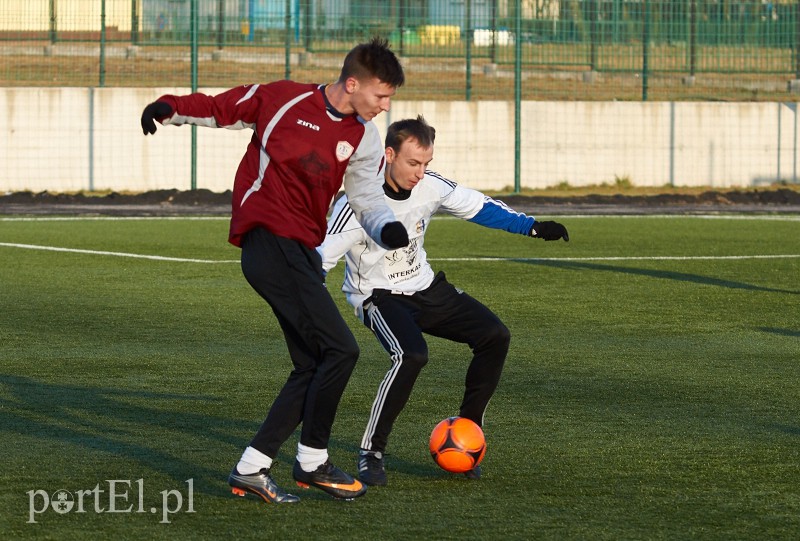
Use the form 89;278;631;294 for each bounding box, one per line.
318;115;569;486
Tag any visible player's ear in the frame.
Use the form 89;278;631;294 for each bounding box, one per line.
385;146;396;164
345;76;359;94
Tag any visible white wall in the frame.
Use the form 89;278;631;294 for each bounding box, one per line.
1;0;135;32
1;87;798;193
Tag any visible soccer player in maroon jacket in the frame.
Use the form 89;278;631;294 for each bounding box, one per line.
141;38;409;503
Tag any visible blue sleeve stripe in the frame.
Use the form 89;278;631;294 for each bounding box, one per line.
467;197;535;235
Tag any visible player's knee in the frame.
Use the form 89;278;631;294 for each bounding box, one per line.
483;321;511;352
343;342;360;367
495;322;511;347
331;338;360;371
401;349;429;371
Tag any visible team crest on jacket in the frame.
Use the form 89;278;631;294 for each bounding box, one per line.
336;141;354;162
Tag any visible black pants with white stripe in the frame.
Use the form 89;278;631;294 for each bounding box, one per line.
240;227;360;458
361;271;510;454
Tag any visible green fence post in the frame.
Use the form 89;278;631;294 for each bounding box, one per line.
217;0;225;50
285;0;291;80
191;0;198;191
514;0;521;194
89;87;95;192
796;0;800;79
303;0;312;52
131;0;139;45
100;0;106;87
689;0;696;77
49;0;57;44
490;0;497;64
642;0;650;101
465;0;472;101
191;1;198;91
399;0;406;57
247;0;254;42
590;0;597;71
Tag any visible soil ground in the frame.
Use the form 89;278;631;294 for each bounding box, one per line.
1;186;800;217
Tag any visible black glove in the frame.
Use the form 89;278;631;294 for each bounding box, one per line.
530;221;569;242
141;101;174;135
380;221;409;249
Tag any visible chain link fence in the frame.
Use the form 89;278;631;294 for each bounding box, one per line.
2;0;799;100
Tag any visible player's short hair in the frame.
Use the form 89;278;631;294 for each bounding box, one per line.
339;37;405;88
385;115;436;153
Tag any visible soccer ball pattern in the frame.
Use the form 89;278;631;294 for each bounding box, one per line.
429;416;486;473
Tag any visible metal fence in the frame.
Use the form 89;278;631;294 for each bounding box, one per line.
2;0;800;101
1;1;799;194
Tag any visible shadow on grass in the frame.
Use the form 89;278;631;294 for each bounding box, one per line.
758;327;800;338
769;424;800;436
516;259;799;295
514;368;800;446
0;374;301;496
385;454;468;482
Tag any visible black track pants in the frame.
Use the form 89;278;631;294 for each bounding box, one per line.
241;227;360;458
361;271;510;453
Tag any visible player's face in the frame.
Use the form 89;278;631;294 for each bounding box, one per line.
385;137;434;192
348;77;396;121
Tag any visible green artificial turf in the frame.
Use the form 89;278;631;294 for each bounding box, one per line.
1;214;798;539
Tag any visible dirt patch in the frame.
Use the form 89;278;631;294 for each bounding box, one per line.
498;187;800;215
0;189;232;217
2;187;800;216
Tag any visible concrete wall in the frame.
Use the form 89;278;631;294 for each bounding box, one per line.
1;87;798;193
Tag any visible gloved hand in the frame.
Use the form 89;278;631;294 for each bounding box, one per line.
141;101;174;135
530;221;569;242
380;221;409;249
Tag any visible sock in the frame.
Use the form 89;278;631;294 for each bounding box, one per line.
296;443;328;472
236;446;273;475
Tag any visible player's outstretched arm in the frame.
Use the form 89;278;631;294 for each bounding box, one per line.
460;192;569;241
141;101;173;135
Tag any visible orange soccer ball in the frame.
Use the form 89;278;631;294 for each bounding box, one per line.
429;416;486;473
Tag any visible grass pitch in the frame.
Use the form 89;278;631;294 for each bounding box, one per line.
1;214;799;540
